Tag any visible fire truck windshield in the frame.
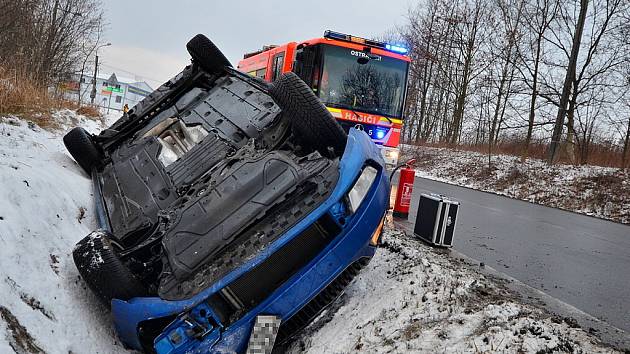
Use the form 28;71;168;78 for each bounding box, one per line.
318;44;408;118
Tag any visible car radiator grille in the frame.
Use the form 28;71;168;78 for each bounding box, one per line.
208;214;342;325
275;257;371;344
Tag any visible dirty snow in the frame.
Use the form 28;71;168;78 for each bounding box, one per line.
0;112;623;353
288;229;621;353
0;110;130;353
403;145;630;224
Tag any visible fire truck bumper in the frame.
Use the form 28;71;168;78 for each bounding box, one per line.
380;146;399;169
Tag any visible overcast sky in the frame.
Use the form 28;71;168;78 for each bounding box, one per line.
99;0;413;88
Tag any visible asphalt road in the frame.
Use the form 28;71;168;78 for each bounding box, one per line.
396;176;630;333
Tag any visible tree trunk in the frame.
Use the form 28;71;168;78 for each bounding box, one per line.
580;121;595;164
523;35;542;159
547;0;589;164
475;98;484;145
38;0;60;83
490;65;508;145
565;86;578;164
622;116;630;170
449;2;482;145
450;51;472;144
417;17;437;141
491;0;523;146
425;81;443;140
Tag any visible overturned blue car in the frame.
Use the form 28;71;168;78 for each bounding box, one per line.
65;34;389;353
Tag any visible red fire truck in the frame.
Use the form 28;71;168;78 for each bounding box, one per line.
238;30;410;168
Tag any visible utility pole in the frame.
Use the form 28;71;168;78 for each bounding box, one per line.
107;89;112;113
90;54;98;104
90;42;111;105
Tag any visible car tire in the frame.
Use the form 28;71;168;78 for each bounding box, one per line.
73;230;149;307
63;127;102;175
186;34;231;74
269;72;347;157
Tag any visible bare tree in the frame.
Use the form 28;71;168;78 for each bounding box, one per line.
618;22;630;169
449;0;490;144
0;0;104;87
488;0;525;146
544;0;626;163
516;0;560;157
547;0;589;163
398;0;628;168
623;107;630;169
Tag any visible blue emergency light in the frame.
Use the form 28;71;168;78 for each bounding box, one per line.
324;30;409;55
375;128;387;140
385;44;409;54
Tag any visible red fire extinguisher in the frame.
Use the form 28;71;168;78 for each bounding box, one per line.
392;159;416;219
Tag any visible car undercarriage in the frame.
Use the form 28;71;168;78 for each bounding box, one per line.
64;34;389;353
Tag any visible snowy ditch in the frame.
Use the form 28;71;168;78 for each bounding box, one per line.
286;229;621;353
0;112;624;353
0;111;126;353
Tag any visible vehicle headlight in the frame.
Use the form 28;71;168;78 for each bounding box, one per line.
347;166;378;213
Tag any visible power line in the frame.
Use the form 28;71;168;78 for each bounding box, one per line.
97;62;165;87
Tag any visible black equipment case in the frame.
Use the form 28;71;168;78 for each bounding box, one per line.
413;193;459;247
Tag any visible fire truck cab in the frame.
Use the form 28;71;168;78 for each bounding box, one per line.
238;30;410;169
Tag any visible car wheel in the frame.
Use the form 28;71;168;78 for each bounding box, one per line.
63;127;102;175
73;230;149;307
269;72;347;157
186;34;231;74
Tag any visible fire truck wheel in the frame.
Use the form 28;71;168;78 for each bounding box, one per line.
269;72;347;157
186;34;232;74
63;127;102;176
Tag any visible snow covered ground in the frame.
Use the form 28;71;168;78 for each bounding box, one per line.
288;228;621;353
0;112;623;353
402;145;630;224
0;110;130;353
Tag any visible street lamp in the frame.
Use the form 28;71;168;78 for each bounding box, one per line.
90;42;111;105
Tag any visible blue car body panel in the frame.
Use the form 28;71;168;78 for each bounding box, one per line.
107;129;389;352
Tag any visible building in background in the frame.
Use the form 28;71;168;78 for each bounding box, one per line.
64;73;153;112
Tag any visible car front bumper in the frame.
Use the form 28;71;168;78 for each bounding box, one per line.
107;129;390;352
